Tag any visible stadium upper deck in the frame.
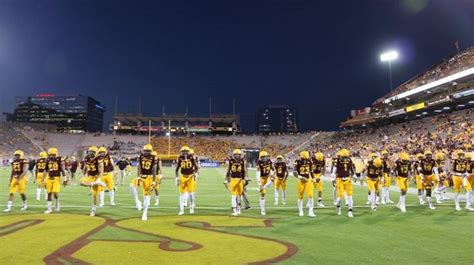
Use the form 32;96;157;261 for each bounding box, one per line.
341;47;474;128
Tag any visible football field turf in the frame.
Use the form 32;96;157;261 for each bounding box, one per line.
1;166;473;264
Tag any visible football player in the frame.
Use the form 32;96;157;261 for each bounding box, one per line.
450;150;473;211
80;146;106;217
366;156;383;211
466;152;473;187
256;150;275;215
274;155;288;205
311;152;326;207
433;152;448;203
35;152;47;201
116;157;129;186
98;147;116;206
418;150;439;210
4;150;28;212
137;144;158;220
186;148;199;208
42;147;66;214
175;146;198;215
331;149;356;218
293;150;316;218
130;165;142;211
225;149;247;216
414;153;426;205
380;150;394;204
394;152;411;212
152;151;163;206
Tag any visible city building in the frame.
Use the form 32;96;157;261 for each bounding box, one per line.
7;94;105;132
257;105;298;134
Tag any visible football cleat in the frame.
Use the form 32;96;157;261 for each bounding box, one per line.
44;209;52;214
318;202;325;208
260;210;266;216
154;198;159;206
90;209;96;217
20;205;27;211
299;210;304;217
178;210;184;216
400;205;406;213
336;206;341;216
429;205;436;210
190;207;195;214
282;200;286;205
455;204;462;211
3;208;11;213
141;214;147;221
466;206;474;212
348;211;354;218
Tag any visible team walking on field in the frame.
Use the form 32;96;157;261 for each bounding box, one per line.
3;143;474;220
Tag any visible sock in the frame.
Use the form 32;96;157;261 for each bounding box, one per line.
297;199;303;211
347;196;353;209
190;192;195;208
466;191;472;207
454;193;459;204
143;195;150;215
274;190;279;203
155;195;160;204
282;190;286;201
260;198;265;211
336;197;341;207
401;194;406;205
47;201;52;211
36;188;41;200
109;190;115;204
370;191;376;205
130;185;139;204
231;195;237;209
7;200;12;209
56;198;60;210
22;200;27;208
92;204;97;211
99;191;105;205
418;195;424;203
179;194;184;211
308;198;314;214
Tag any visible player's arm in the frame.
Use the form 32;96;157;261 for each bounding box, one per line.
20;162;28;179
109;157;115;171
255;164;261;183
175;159;181;186
8;165;14;187
60;160;67;184
283;165;289;181
152;162;157;184
137;157;142;178
157;160;163;182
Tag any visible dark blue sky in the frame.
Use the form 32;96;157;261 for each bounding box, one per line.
0;0;473;132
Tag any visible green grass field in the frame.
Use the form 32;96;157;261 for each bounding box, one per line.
1;166;473;264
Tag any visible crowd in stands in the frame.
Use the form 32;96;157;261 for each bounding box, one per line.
305;108;473;161
375;47;474;104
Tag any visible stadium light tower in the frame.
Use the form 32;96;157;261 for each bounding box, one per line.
380;50;398;91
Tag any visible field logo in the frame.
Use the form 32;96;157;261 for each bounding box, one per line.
0;214;297;264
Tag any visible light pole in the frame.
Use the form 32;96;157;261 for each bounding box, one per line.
380;50;398;91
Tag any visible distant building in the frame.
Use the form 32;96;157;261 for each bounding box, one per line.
257;105;298;134
7;94;105;132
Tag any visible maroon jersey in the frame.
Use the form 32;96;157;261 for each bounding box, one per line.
334;157;354;178
311;158;325;174
103;154;114;173
293;159;313;179
46;157;63;177
138;153;156;176
35;158;47;174
257;159;273;178
85;156;102;176
177;155;197;175
366;160;382;179
452;159;466;174
70;161;78;173
227;158;246;178
382;159;391;173
395;159;410;178
274;162;287;179
420;158;437;175
11;159;27;176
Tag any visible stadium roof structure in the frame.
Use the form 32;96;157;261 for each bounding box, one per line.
373;47;474;106
113;113;239;124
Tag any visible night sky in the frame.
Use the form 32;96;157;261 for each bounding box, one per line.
0;0;473;132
